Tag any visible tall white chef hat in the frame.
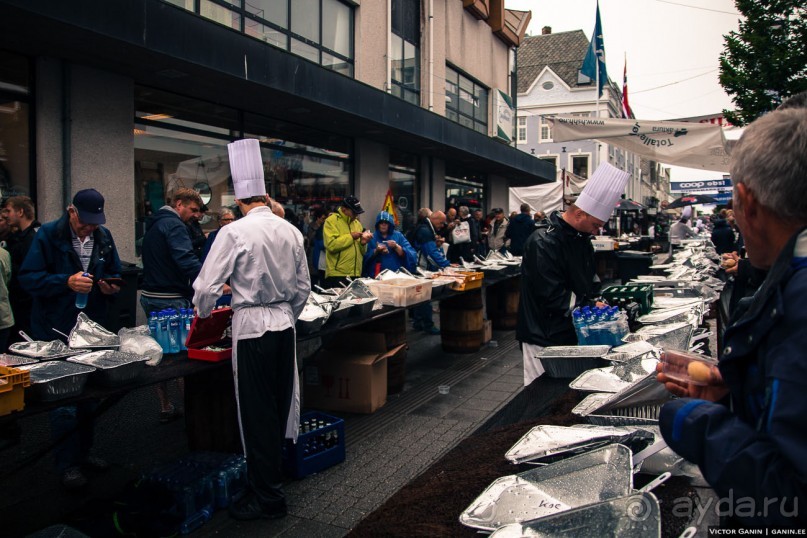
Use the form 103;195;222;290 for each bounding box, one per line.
575;162;631;222
681;206;693;219
228;138;267;200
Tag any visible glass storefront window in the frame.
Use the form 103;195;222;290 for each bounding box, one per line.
166;0;354;76
445;170;486;214
388;149;418;236
445;65;488;134
0;50;31;199
134;87;353;258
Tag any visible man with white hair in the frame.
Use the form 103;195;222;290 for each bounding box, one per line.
657;108;807;527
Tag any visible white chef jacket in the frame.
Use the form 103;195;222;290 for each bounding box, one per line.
193;205;311;440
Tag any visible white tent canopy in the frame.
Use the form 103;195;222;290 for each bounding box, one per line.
548;115;730;172
509;170;588;215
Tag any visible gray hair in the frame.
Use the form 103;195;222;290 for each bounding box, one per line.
417;207;432;220
731;108;807;221
458;205;470;218
218;207;235;221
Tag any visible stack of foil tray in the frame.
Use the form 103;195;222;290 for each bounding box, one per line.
505;425;654;465
460;444;634;531
622;321;693;351
0;353;39;367
67;350;149;387
536;345;611;378
8;340;84;360
571;373;673;427
489;492;661;538
21;361;96;402
569;355;659;393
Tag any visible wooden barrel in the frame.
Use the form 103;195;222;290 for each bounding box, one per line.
440;290;483;353
487;277;520;330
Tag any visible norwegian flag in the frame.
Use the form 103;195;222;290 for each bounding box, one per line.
622;56;634;119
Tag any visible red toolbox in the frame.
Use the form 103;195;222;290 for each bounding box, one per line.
186;307;233;362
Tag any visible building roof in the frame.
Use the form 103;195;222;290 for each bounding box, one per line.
517;30;592;94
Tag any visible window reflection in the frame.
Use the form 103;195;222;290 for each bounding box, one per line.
0;50;31;199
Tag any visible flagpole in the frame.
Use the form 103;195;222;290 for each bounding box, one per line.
595;60;600;118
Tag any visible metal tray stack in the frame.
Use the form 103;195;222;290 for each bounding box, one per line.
8;340;84;360
21;361;96;402
504;425;654;465
489;492;661;538
604;341;660;364
460;444;634;531
622;322;693;351
66;351;149;387
68;312;120;349
571;373;672;427
0;354;39;367
569;356;659;393
536;345;611;378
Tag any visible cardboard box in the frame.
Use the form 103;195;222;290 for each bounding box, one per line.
482;320;492;344
304;332;405;414
592;238;615;251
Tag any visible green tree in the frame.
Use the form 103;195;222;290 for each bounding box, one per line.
719;0;807;126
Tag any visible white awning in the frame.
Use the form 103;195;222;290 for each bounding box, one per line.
548;115;730;172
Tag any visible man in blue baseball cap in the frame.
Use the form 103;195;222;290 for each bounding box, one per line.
19;188;122;489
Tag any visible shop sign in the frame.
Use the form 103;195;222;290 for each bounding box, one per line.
493;89;514;144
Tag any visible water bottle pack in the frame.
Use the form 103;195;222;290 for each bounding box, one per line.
149;309;193;354
573;305;629;346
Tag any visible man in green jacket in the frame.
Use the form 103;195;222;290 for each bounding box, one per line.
323;195;372;288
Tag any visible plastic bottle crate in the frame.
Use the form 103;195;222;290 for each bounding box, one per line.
0;365;31;416
141;462;216;522
602;284;654;314
180;452;248;509
283;411;345;479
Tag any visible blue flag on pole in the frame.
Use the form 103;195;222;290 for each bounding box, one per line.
580;1;607;97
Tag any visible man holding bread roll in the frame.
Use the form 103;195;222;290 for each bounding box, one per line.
657;106;807;528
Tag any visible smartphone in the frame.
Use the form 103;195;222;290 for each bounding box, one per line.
100;277;126;287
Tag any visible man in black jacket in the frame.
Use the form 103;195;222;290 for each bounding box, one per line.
1;195;40;343
505;203;536;256
517;164;630;385
141;187;203;422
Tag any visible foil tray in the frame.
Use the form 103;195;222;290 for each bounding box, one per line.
0;353;39;367
623;322;693;351
569;356;659;393
637;306;699;326
538;346;612;359
489;492;661;538
537;345;612;379
604;341;660;364
68;312;120;349
21;361;96;402
66;351;149;387
505;425;654;465
8;340;85;360
459;444;634;531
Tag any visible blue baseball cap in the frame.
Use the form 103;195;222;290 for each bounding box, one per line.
72;189;106;225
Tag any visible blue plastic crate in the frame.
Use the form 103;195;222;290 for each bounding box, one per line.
283;411;345;479
180;452;248;509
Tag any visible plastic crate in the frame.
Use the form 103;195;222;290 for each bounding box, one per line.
141;462;216;530
180;452;247;509
447;270;484;291
364;279;432;307
602;284;654;314
283;411;345;479
0;365;31;416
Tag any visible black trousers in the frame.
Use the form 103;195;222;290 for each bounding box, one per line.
236;328;295;508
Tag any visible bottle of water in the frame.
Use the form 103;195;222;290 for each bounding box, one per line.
158;311;170;353
75;272;90;309
148;311;158;340
572;308;589;345
180;308;190;351
167;309;180;354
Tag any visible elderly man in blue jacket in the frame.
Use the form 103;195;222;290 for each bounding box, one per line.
657;107;807;528
19;188;121;489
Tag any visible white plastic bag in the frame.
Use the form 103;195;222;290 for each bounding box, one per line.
118;325;163;366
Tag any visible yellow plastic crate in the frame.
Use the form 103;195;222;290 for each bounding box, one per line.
0;365;31;416
448;270;484;291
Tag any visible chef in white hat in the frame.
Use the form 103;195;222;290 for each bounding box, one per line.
516;162;630;385
193;138;311;521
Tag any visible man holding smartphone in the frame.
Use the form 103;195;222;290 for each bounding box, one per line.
19;188;122;489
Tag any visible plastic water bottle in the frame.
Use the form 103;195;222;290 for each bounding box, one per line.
167;309;181;354
158;311;170;353
572;308;589;345
75;272;90;309
148;311;158;340
180;308;190;351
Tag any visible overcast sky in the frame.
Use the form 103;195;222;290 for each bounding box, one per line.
506;0;742;181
